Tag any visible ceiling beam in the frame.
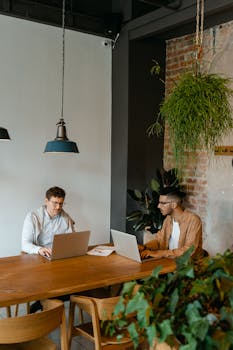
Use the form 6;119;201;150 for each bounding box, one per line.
126;0;233;40
138;0;182;10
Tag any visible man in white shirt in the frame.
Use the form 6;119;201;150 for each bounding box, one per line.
22;186;75;257
21;186;76;313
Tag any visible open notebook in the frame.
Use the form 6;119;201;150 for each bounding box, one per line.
45;231;90;261
111;229;155;263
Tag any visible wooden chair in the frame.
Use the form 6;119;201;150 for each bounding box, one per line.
68;295;137;350
4;302;30;318
0;299;68;350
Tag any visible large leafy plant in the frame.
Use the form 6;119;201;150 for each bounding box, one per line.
105;248;233;349
127;168;179;233
148;63;233;172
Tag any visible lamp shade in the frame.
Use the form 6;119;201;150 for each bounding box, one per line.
44;118;79;153
44;140;79;153
0;127;10;140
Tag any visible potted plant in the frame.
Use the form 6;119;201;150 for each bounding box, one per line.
127;168;180;239
105;247;233;349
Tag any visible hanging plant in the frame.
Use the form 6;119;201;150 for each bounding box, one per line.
148;72;233;167
147;0;233;172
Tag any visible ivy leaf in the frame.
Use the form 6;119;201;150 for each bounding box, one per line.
121;281;137;296
178;265;195;278
116;319;128;329
176;246;194;269
151;266;162;278
211;269;233;282
113;281;136;316
180;332;197;350
185;301;209;341
220;306;233;328
229;288;233;308
190;278;213;296
125;293;150;318
185;300;202;323
174;247;195;279
137;301;152;328
191;319;209;341
127;322;140;348
113;296;125;316
158;319;173;342
169;288;179;313
146;323;157;346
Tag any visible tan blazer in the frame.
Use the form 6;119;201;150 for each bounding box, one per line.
144;210;203;259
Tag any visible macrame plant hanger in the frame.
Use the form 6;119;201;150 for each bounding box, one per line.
195;0;204;75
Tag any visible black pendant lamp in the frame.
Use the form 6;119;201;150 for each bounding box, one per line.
0;127;11;140
44;0;79;154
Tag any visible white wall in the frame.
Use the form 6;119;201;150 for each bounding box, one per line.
205;22;233;255
0;15;112;257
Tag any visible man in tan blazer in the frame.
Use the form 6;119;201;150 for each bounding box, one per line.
140;188;203;260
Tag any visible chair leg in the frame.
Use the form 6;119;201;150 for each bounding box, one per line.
78;308;84;324
26;302;30;314
14;304;19;317
68;301;75;350
60;307;68;350
9;303;31;317
6;306;11;318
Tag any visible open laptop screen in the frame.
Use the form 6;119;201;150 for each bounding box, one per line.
46;231;90;261
111;229;142;262
111;229;155;263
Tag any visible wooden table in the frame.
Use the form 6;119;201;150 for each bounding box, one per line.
0;253;176;307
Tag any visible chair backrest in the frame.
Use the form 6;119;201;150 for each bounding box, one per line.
0;299;67;350
92;296;120;321
69;295;133;350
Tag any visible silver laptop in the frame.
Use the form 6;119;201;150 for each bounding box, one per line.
111;229;154;263
46;231;90;261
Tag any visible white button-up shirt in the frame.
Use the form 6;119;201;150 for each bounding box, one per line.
22;206;75;254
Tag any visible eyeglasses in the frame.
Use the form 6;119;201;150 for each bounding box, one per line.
158;201;173;206
49;200;65;207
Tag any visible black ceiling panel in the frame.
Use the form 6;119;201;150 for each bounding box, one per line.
0;0;181;38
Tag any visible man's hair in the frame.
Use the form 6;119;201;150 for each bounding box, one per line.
160;186;186;203
46;186;66;200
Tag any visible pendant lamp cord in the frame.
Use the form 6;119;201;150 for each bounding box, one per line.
195;0;204;73
61;0;66;121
